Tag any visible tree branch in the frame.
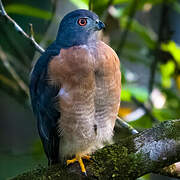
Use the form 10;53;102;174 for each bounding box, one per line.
10;120;180;179
116;116;138;135
0;0;44;54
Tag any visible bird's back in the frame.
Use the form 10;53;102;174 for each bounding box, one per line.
48;40;121;158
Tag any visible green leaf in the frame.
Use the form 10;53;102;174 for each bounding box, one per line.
153;108;180;121
160;60;175;88
129;114;153;129
121;85;148;102
5;4;52;20
113;0;132;4
69;0;88;9
121;88;131;101
161;41;180;67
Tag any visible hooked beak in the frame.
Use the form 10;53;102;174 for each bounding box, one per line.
96;20;105;30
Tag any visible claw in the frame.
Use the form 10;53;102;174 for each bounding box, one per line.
67;158;77;165
82;155;91;161
66;154;91;175
82;171;87;176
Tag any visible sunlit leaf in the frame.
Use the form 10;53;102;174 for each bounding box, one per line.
113;0;132;4
5;4;52;20
160;60;175;88
161;41;180;66
69;0;88;9
121;85;148;102
137;174;150;180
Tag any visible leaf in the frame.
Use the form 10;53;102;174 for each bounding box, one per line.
121;85;148;102
5;4;52;20
69;0;88;9
153;108;180;121
161;41;180;67
129;114;153;129
160;60;175;88
113;0;132;4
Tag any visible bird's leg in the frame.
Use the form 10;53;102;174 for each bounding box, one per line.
67;154;91;175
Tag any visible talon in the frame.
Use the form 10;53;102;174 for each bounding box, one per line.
82;171;87;176
78;156;86;173
82;155;91;161
66;158;77;165
66;154;88;175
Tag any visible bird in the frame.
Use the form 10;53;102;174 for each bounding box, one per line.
30;9;121;175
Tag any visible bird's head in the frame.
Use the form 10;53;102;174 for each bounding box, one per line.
56;9;105;48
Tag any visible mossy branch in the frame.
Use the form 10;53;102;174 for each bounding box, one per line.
10;120;180;180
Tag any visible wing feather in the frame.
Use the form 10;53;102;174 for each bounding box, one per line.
30;42;61;164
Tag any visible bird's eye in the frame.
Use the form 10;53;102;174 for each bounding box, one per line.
77;18;87;26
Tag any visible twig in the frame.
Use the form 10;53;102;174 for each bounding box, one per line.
117;0;138;55
0;0;6;15
0;0;44;54
132;96;159;123
0;47;29;95
116;116;138;134
29;23;35;40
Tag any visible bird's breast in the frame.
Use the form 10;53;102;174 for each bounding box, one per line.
48;41;121;156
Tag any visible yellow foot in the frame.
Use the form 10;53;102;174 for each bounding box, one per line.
82;155;91;160
66;154;91;175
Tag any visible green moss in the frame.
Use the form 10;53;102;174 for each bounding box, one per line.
10;120;180;180
90;144;144;179
10;165;87;180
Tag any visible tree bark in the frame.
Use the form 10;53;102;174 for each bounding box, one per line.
10;120;180;180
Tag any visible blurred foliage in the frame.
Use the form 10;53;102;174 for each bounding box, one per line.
121;85;148;102
1;0;180;179
6;4;52;20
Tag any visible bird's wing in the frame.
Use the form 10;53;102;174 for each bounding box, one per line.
30;42;61;164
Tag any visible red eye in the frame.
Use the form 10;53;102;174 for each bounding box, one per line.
78;18;87;26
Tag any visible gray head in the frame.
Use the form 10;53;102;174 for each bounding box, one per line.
56;9;105;48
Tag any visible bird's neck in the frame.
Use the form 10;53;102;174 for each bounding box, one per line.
56;32;99;49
